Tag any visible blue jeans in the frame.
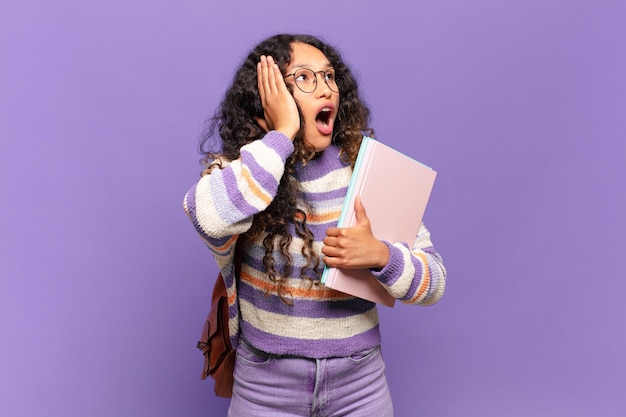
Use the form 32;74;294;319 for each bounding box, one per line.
227;339;394;417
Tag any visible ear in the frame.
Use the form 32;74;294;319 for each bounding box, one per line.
255;117;269;133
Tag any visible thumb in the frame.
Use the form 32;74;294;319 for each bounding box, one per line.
354;196;369;225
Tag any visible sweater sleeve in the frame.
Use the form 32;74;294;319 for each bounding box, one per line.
182;131;294;259
371;223;447;306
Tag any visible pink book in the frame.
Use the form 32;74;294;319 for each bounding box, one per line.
321;137;437;307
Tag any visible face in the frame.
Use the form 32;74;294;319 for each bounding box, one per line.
285;42;340;152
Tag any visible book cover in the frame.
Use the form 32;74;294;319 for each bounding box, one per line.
320;137;437;307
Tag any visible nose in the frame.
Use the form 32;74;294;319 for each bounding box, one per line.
315;72;332;98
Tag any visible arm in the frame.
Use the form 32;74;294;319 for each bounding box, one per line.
322;197;446;305
372;223;446;306
183;55;300;253
183;131;295;242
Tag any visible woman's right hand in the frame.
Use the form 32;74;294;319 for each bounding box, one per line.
256;55;300;140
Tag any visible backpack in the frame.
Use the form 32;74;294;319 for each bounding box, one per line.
197;238;243;397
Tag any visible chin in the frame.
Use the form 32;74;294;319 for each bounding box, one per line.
303;134;333;152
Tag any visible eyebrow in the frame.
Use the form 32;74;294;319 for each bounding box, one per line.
288;62;334;71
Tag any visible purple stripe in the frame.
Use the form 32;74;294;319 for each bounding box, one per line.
241;250;270;271
240;148;280;192
371;242;405;288
185;185;230;248
421;245;437;256
372;243;435;302
401;254;427;301
422;251;443;302
184;185;198;223
302;187;348;202
424;267;439;302
303;222;339;236
261;130;295;159
241;240;328;271
240;321;381;359
379;245;433;302
242;254;323;280
238;281;374;319
220;168;258;217
296;144;346;181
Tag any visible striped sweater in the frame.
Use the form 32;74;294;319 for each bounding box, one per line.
183;131;446;358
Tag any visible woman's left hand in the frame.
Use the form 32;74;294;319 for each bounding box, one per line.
322;197;390;270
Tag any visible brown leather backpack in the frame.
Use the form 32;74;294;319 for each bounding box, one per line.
197;239;243;398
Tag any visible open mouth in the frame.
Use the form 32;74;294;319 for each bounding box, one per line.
316;108;332;126
315;107;334;135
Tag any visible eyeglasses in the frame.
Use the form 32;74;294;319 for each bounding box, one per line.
284;68;339;93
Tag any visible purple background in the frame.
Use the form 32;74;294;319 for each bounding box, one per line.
2;1;625;416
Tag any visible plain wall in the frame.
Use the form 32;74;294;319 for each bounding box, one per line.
2;0;625;416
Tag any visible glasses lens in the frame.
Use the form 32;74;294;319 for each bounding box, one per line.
323;70;339;93
294;69;316;93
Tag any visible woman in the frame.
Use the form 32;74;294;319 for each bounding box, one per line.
184;34;446;416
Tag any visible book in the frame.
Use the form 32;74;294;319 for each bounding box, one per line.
320;136;437;307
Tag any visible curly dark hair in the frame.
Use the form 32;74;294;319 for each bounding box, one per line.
199;34;373;304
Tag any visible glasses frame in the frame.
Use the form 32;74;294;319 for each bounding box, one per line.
284;68;339;94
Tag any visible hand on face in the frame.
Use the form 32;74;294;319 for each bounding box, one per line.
322;197;390;270
256;55;300;140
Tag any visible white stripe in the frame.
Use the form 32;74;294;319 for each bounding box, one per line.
193;174;251;238
193;177;232;235
243;139;286;182
300;165;352;193
239;298;379;340
423;253;447;305
383;244;416;298
414;223;433;250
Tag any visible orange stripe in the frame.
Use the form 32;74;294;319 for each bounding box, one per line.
241;167;272;206
241;271;351;300
305;210;342;224
228;291;237;306
408;252;431;303
218;235;240;306
215;234;239;252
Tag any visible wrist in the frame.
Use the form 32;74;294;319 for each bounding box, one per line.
375;240;390;269
274;126;298;140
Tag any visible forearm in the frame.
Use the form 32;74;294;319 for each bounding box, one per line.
183;131;294;243
371;224;447;305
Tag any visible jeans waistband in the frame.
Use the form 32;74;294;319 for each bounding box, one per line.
239;336;315;360
240;336;381;361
